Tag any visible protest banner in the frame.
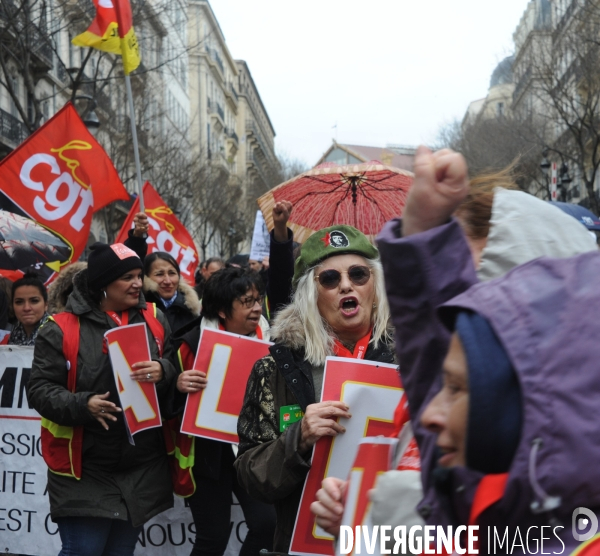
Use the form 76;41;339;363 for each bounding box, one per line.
249;209;270;262
181;328;272;443
115;182;199;285
0;346;245;555
289;357;403;556
335;437;399;556
105;323;162;439
0;103;128;283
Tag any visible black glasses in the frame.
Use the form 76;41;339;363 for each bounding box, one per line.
314;265;372;289
237;295;264;308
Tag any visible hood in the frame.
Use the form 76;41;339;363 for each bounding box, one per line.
47;262;87;314
269;304;306;349
478;189;597;281
441;251;600;530
143;276;201;316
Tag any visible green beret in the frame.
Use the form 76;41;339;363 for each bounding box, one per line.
293;225;379;288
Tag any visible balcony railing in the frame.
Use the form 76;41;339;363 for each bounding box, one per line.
0;0;53;71
245;119;275;165
225;127;238;143
211;48;225;75
228;82;238;101
0;108;29;147
216;102;224;122
248;150;270;187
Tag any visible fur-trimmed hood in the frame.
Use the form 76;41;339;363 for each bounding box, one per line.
143;276;201;317
47;262;88;314
269;304;307;350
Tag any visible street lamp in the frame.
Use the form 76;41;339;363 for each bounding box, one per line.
540;149;551;173
73;94;100;137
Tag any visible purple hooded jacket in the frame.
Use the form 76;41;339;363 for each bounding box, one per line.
377;217;600;553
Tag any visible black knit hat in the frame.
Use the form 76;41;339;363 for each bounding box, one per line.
87;242;143;291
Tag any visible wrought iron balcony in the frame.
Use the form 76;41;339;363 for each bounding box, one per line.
0;108;29;148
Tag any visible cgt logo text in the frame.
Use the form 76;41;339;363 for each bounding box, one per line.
338;508;598;555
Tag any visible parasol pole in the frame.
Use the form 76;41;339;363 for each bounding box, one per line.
124;75;144;213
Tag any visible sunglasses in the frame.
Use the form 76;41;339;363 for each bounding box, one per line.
314;265;372;289
237;295;264;308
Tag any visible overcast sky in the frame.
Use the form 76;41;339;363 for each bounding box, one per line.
211;0;529;167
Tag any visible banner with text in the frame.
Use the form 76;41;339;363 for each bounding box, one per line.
289;357;403;556
181;328;272;443
0;346;245;556
115;181;199;285
105;323;162;440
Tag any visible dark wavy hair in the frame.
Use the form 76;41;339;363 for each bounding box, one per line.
202;267;264;322
12;271;48;302
144;252;180;276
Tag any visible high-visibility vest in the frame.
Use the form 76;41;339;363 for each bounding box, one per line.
162;416;196;497
40;304;165;480
160;342;199;498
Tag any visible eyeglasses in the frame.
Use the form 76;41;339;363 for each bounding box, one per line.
237;295;264;308
314;265;372;289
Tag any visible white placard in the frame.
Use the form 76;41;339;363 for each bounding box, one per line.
249;210;271;261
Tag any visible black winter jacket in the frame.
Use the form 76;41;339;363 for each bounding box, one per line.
235;309;395;552
27;270;177;527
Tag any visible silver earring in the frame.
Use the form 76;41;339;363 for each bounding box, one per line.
103;290;107;299
372;303;377;309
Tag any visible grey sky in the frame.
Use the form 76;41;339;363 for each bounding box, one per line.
211;0;528;166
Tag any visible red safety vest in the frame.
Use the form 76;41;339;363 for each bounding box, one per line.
40;304;166;481
166;341;202;498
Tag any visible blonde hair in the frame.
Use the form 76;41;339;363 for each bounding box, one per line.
282;256;392;366
454;167;519;240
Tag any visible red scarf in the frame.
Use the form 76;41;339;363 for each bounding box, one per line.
333;330;371;359
218;322;263;340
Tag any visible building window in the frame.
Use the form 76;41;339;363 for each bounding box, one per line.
497;102;504;117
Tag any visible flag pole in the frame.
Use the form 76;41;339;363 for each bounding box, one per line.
124;74;144;213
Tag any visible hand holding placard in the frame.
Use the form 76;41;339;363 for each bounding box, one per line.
177;369;207;394
299;401;351;455
105;322;162;442
290;356;403;556
181;328;272;443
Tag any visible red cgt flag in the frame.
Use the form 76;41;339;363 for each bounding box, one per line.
115;182;199;284
0;102;128;280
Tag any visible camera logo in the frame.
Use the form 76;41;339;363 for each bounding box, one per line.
573;507;599;541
